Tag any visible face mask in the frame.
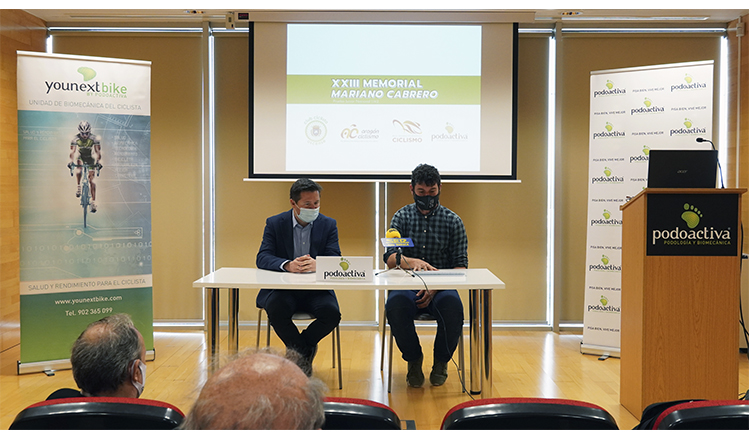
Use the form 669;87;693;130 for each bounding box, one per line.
413;193;440;213
131;360;146;397
297;206;320;223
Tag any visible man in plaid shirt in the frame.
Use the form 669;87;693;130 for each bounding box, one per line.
383;164;468;388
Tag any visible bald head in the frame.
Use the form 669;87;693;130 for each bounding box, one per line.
70;313;145;397
183;351;326;429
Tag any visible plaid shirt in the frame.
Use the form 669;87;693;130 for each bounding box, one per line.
384;203;468;269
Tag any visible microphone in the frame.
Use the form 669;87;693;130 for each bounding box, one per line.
381;228;414;268
695;137;715;149
695;137;724;189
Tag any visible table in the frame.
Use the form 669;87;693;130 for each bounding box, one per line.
193;267;505;396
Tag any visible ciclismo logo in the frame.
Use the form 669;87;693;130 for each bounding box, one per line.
392;119;422;143
670;73;707;92
589;254;621;272
592;122;625;140
43;66;129;99
593;79;626;98
340;124;379;141
591;167;624;184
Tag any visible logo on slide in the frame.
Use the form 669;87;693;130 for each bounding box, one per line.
393;119;422;135
304;117;328;144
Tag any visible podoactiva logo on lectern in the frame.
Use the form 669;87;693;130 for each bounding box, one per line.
647;194;738;256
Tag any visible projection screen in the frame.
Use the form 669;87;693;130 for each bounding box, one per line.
249;22;517;181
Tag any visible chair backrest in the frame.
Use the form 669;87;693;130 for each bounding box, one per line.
10;397;185;430
441;397;619;430
322;397;401;430
653;400;749;430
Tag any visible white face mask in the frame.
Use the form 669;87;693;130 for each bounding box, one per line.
297;206;319;224
131;360;146;397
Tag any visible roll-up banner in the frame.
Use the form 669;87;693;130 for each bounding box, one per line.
582;61;714;357
16;51;153;374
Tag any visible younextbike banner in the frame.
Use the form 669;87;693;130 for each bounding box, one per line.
17;51;152;372
582;60;714;357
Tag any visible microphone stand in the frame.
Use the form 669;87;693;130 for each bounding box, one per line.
376;248;414;276
696;137;725;189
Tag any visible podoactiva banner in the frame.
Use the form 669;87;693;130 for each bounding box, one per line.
582;60;714;357
16;51;153;374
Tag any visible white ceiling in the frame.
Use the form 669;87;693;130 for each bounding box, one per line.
24;9;749;27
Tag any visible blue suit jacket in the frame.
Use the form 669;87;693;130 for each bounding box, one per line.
255;209;341;307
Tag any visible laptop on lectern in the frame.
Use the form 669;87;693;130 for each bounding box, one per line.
646;149;718;189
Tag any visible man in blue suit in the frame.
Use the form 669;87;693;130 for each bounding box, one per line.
256;178;342;375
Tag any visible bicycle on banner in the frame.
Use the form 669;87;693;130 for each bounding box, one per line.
68;162;102;228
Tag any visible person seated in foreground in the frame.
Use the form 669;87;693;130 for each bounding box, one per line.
47;313;147;400
181;349;327;429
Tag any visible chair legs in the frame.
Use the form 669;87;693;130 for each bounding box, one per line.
382;311;465;393
256;308;342;390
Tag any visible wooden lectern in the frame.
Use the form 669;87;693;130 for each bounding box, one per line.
619;188;745;418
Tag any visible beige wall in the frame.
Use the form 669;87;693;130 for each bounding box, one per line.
0;10;46;352
2;17;735;335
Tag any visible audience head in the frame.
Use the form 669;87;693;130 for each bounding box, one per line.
70;313;146;398
182;349;327;429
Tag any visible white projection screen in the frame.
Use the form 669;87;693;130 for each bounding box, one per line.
250;22;518;181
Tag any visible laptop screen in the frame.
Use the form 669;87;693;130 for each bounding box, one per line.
646;149;717;189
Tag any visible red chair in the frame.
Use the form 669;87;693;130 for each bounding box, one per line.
652;400;749;430
10;397;185;430
322;397;401;430
441;397;619;430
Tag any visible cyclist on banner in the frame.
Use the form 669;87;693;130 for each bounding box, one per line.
68;120;102;213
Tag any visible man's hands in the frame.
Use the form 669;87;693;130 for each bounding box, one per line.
400;256;437;272
415;289;437;308
284;255;316;273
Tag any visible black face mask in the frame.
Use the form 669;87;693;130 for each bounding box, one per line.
413;192;439;212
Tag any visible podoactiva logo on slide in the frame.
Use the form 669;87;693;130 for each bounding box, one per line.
670;73;708;92
591;167;624;185
304;116;328;144
431;123;468;142
592;122;625;140
589;255;621;272
323;257;366;280
590;209;622;227
651;203;732;246
630;146;650;163
392;119;422;143
669;118;707;137
593;79;626;98
587;295;621;314
631;97;665;115
43;66;130;99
